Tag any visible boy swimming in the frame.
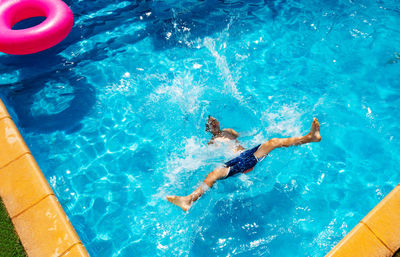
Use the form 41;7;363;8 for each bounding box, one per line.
166;116;321;211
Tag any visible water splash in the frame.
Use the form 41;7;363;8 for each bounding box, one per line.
261;104;304;137
203;37;243;101
153;135;235;201
150;72;205;115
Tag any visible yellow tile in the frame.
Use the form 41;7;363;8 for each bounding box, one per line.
0;154;53;217
325;223;392;257
61;244;90;257
0;118;29;168
0;99;10;119
12;195;81;257
362;186;400;252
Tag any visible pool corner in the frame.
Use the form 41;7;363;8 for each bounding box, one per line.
326;184;400;257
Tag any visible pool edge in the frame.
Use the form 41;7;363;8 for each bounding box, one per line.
0;98;90;257
326;184;400;257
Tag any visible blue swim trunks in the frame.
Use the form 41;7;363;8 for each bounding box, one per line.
224;144;264;178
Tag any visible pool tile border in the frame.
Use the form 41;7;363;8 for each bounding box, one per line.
326;184;400;257
0;99;89;257
0;99;10;120
0;117;30;168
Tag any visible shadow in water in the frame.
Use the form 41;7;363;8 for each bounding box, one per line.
2;70;95;133
0;0;283;75
0;0;285;133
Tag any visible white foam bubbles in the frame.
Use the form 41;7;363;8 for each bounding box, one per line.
203;37;243;101
261;104;304;137
150;72;204;115
152;134;237;203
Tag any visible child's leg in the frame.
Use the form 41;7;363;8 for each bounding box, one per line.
166;167;229;211
254;118;321;160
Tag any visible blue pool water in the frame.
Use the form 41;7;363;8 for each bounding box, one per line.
1;0;400;256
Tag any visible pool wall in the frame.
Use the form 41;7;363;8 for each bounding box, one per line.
326;184;400;257
0;98;89;257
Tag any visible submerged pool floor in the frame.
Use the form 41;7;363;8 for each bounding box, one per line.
1;0;400;256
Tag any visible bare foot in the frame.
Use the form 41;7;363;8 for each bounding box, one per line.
166;195;192;211
309;118;321;142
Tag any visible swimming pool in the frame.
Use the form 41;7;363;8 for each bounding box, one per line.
1;0;400;256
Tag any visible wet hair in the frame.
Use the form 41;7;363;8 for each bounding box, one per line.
206;116;219;132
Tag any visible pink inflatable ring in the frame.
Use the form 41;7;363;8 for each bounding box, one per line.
0;0;73;55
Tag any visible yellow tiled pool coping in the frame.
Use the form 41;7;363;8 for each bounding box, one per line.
0;99;89;257
326;183;400;257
